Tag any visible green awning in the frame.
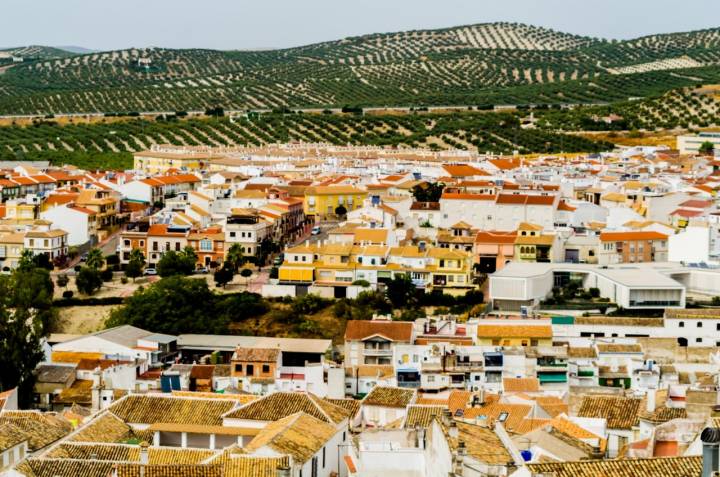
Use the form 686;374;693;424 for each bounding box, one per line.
538;372;568;383
551;315;574;325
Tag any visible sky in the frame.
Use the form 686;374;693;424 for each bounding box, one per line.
2;0;719;51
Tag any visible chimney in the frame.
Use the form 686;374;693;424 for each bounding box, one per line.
701;427;720;477
91;367;102;412
448;420;459;439
416;426;426;450
276;465;291;477
646;388;656;414
140;441;149;465
453;440;466;475
442;408;453;428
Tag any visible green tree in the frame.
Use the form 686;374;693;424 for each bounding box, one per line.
225;243;245;272
76;267;103;295
214;264;234;288
386;274;419;309
180;246;198;269
85;248;105;270
157;250;195;277
334;204;347;217
240;268;253;286
699;141;715;156
107;277;223;335
412;182;445;202
0;263;54;406
125;249;145;282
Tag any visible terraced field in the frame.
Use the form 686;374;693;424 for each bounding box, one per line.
0;111;613;165
1;23;720;115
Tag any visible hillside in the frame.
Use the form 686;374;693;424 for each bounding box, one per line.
0;23;720;114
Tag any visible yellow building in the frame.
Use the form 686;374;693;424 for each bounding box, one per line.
278;244;317;283
304;186;367;218
133;150;221;174
514;222;555;263
476;323;553;347
425;247;474;295
3;200;37;224
0;232;25;271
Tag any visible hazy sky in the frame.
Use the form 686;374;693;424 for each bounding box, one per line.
3;0;718;51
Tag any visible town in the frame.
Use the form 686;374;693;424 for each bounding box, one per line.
2;3;720;476
0;134;719;477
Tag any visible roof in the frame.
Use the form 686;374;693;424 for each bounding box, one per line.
362;386;416;408
596;343;642;354
323;398;361;418
108;395;236;426
0;410;72;450
577;396;643;430
231;348;280;363
57;325;156;349
442;164;487;177
176;335;331;354
404;405;446;429
453;421;513;464
305;185;366;196
344;320;413;342
599;231;668;242
0;422;28;452
223;392;349;424
353;228;389;244
503;377;540;393
243;412;336;464
35;364;76;383
526;456;701;477
477;324;552;339
475;230;517;244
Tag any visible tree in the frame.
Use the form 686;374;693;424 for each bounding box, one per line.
125;249;145;282
214;265;234;288
226;243;245;272
412;182;445;202
334;204;347;217
107;277;223;335
56;273;69;289
240;268;253;286
157;250;195;277
76;267;103;295
180;246;198;269
0;263;54;406
699;141;715;156
85;248;105;270
386;274;419;309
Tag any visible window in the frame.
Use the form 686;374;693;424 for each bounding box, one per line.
140;240;145;247
175;242;180;251
498;412;509;422
200;239;213;251
124;239;130;246
697;322;703;328
322;446;326;468
679;321;684;328
234;364;243;373
230;232;236;238
697;337;703;343
153;242;158;251
246;364;254;376
262;364;270;373
717;323;720;331
427;375;435;382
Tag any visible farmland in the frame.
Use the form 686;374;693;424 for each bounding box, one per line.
1;23;720;115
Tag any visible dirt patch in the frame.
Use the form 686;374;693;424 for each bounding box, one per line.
52;305;119;334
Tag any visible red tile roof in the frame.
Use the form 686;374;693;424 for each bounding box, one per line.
599;231;669;242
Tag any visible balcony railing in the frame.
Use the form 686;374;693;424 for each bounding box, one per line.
363;348;393;356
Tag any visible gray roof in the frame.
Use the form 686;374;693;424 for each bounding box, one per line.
35;363;76;383
73;325;153;349
177;334;331;354
142;333;177;344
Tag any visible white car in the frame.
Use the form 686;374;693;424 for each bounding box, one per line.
143;268;158;276
311;226;321;235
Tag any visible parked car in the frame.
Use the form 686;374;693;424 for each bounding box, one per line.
273;254;284;266
311;226;321;235
80;253;88;262
195;267;209;274
143;268;158;276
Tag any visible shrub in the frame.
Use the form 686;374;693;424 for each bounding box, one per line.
62;290;74;299
101;268;114;282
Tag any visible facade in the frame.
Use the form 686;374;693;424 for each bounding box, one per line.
304;186;368;219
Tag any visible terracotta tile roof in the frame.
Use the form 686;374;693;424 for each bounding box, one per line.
224;392;349;424
324;398;361;418
448;390;473;414
243;412;336;464
0;410;72;450
353;228;389;244
69;412;135;443
474;230;517;244
222;454;290;477
567;347;597;358
577;396;643;430
441;192;496;201
599;231;668;242
453;421;513;464
477;324;552;339
344;320;413;342
596;343;642;353
442;164;488;177
108;395;236;426
16;458;115;477
404;405;445;428
488;158;522;170
231;348;280;363
526;456;701;477
503;377;540;393
465;402;532;432
362;386;416;408
116;463;222;477
0;422;27;452
513;418;552;434
639;406;687;424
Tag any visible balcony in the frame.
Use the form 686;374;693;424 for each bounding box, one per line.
363;348;393;357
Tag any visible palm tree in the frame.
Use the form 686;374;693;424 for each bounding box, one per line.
85;248;105;270
226;243;244;272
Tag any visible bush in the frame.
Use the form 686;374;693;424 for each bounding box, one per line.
589;287;600;298
101;268;114;282
62;290;74;299
120;276;128;284
105;254;120;266
352;279;370;287
76;267;103;295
